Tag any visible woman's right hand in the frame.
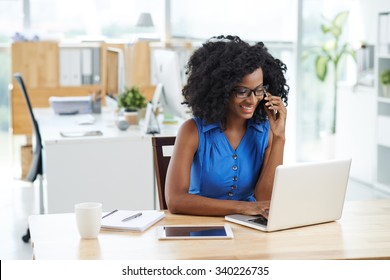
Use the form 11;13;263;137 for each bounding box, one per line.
241;200;270;218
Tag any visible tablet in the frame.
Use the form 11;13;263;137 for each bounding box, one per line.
157;224;234;240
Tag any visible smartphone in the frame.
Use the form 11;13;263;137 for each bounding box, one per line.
157;224;234;240
265;92;278;120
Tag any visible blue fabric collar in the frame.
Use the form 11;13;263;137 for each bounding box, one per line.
199;118;265;133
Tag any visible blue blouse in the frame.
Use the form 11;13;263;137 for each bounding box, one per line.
189;117;270;201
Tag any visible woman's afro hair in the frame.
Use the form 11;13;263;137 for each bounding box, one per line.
182;35;289;124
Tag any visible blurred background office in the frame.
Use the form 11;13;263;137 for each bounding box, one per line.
0;0;389;259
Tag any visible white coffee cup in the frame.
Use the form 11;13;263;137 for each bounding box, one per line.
75;202;102;239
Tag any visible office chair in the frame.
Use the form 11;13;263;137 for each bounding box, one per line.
151;136;176;210
13;73;44;243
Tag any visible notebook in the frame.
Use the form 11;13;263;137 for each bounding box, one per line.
225;158;352;232
101;210;165;231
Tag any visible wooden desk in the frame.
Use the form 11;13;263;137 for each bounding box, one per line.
29;200;390;260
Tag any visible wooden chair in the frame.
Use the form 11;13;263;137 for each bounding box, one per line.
151;136;176;210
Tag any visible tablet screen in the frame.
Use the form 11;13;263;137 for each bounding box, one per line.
157;225;234;239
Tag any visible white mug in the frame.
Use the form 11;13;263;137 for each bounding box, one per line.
75;202;102;239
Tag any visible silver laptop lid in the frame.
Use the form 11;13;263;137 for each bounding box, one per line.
266;158;352;231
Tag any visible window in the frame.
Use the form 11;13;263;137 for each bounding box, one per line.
0;0;22;131
171;0;297;42
27;0;164;39
298;0;359;161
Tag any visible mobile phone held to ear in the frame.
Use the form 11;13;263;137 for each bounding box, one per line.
272;108;278;120
265;92;278;120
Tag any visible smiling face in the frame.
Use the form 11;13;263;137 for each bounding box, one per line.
227;67;265;121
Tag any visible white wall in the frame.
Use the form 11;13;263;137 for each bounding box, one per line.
336;0;389;185
358;0;390;44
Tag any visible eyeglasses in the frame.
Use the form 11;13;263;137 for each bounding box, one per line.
232;84;269;99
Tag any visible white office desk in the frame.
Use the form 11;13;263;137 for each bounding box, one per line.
35;108;181;213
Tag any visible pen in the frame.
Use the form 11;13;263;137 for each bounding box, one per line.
121;212;142;222
101;209;118;219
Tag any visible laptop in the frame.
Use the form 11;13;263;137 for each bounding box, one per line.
225;158;352;232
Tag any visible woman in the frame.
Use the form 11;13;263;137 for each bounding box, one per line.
165;35;289;217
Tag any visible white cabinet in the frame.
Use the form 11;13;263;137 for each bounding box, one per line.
375;12;390;194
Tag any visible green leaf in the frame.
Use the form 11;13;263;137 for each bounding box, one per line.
321;24;330;34
329;26;342;38
117;86;147;110
323;39;336;52
380;70;390;85
333;11;349;28
315;56;329;82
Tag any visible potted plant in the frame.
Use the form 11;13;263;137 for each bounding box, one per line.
117;86;147;124
380;69;390;97
305;11;356;134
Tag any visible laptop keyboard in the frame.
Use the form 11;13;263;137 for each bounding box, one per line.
248;216;268;226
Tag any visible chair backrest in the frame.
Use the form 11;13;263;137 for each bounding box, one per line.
152;136;176;210
13;73;43;181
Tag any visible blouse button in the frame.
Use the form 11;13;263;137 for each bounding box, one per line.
232;154;238;160
231;185;236;190
232;165;238;171
232;176;237;181
228;192;233;197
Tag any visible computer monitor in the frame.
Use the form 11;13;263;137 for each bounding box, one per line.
105;47;125;98
152;49;190;120
143;83;163;134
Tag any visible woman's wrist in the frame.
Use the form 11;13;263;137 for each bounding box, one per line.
234;201;247;214
272;134;286;144
234;200;257;215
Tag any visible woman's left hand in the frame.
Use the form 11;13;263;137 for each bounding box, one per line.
264;93;287;139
